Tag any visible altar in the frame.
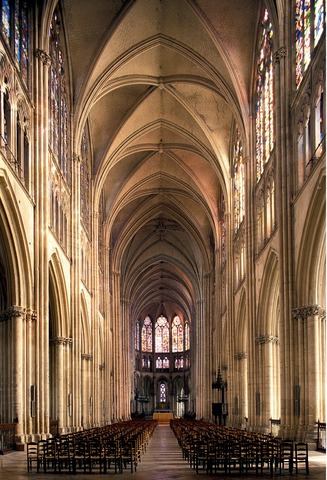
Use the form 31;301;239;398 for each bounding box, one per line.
152;410;174;423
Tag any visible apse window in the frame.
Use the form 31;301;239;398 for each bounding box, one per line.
160;382;166;403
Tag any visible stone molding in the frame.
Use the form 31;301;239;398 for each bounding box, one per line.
35;48;51;66
234;352;247;360
292;305;326;320
256;334;279;345
99;363;105;370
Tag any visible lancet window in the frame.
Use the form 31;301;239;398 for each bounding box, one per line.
136;314;191;373
141;316;153;352
255;8;274;182
80;126;91;235
49;6;70;183
155;315;169;353
233;127;245;233
172;316;183;352
135;322;140;351
296;0;325;87
1;0;28;83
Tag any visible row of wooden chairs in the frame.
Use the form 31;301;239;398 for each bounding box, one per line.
170;419;309;475
27;419;157;474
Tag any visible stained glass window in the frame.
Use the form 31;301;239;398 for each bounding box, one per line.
49;7;69;182
185;322;190;350
2;0;10;43
141;316;152;352
296;0;325;87
15;0;28;82
155;315;169;353
156;357;162;369
233;127;245;232
80;127;91;234
255;8;274;182
135;322;140;350
315;0;325;45
163;356;169;369
1;1;28;83
160;382;166;402
172;316;184;352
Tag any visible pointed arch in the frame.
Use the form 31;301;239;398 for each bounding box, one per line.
0;170;32;308
49;251;70;338
296;173;326;306
255;250;280;427
234;288;248;425
257;250;279;336
80;291;91;353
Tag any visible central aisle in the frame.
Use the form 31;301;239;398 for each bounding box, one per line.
132;423;197;480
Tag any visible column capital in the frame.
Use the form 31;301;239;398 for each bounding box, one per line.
81;353;93;361
35;48;51;66
25;308;37;321
292;304;326;320
255;334;279;345
50;336;73;346
234;352;247;360
0;306;24;322
274;46;286;64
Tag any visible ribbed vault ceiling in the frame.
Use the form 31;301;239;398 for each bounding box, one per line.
63;0;258;322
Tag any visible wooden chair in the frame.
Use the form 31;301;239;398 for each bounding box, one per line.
121;437;138;473
259;438;274;473
57;437;74;473
103;438;122;473
241;439;260;474
294;442;309;474
43;438;58;473
26;441;39;472
73;440;88;474
86;439;105;474
275;440;293;474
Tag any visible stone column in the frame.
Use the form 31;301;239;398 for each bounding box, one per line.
81;353;93;428
234;353;248;427
34;47;51;437
255;334;280;431
121;298;130;419
25;309;36;436
9;307;25;440
292;305;326;442
71;153;82;431
112;271;122;421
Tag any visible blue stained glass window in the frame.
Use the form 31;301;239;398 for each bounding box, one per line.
49;8;69;182
296;0;325;87
255;8;274;181
2;0;10;42
1;1;28;82
160;382;166;402
315;0;325;44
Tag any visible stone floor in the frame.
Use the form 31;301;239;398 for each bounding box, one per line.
0;424;325;479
